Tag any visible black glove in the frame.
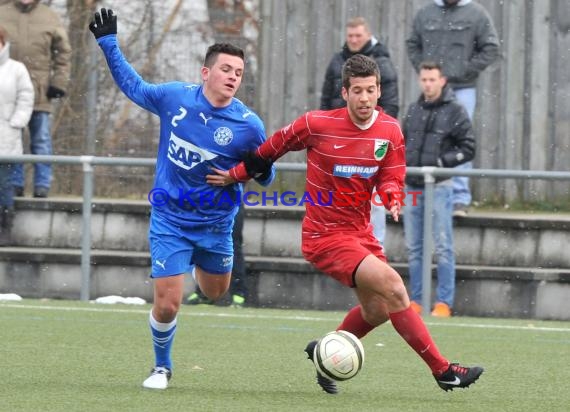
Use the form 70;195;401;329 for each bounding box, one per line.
243;151;273;180
46;86;65;99
89;8;117;39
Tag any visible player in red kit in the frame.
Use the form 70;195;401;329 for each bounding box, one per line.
207;54;483;394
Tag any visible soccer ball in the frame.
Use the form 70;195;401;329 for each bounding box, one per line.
313;330;365;381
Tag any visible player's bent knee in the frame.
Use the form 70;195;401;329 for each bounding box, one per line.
153;301;180;322
201;285;229;301
379;278;409;310
196;270;231;301
392;283;410;304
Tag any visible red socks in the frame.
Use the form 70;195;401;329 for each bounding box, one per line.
389;306;449;376
337;305;450;376
336;305;375;339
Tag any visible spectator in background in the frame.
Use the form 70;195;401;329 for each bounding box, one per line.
0;0;71;198
320;16;399;117
406;0;499;216
403;61;475;317
0;25;33;245
187;203;249;308
321;16;400;245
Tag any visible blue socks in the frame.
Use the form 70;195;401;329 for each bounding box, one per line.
149;310;177;370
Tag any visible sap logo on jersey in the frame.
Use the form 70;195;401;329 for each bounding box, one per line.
168;132;217;170
333;164;378;178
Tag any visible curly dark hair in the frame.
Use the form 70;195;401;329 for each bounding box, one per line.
341;54;380;91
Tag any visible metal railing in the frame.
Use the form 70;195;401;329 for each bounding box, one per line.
2;154;570;313
0;154;155;301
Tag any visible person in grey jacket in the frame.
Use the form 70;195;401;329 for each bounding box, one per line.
406;0;498;215
402;61;475;317
0;25;34;245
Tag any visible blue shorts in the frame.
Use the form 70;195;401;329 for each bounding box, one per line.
149;211;233;278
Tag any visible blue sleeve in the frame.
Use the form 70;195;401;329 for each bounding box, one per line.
96;35;164;115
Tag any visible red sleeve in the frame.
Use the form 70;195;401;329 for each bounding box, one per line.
229;112;313;182
376;124;406;204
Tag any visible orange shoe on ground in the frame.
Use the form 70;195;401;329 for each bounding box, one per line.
410;301;423;315
431;302;451;317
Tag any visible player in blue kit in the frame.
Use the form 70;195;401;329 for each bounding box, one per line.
89;8;275;390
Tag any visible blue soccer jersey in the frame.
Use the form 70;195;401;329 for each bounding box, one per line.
97;35;275;230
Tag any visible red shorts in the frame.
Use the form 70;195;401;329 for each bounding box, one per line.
301;227;386;288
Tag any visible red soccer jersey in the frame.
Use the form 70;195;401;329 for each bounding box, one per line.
230;108;406;234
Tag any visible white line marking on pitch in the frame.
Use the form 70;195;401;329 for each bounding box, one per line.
1;303;569;333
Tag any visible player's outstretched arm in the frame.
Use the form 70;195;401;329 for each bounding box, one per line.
89;8;161;114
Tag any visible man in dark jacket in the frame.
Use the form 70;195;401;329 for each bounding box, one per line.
320;17;399;118
402;61;475;318
406;0;499;215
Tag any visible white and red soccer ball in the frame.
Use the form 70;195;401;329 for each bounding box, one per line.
312;330;365;381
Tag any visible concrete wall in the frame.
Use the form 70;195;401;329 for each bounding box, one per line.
1;198;569;320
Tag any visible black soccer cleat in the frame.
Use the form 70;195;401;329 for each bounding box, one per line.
305;340;338;395
434;363;484;392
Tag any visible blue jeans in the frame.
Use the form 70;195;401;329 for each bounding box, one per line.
451;87;476;206
12;111;52;190
370;202;386;246
403;182;456;307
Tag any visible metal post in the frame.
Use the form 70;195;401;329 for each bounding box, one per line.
421;167;436;316
86;39;98;155
80;156;95;301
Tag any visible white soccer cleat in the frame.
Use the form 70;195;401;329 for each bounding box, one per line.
142;366;172;390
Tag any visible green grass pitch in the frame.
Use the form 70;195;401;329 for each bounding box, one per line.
1;299;569;412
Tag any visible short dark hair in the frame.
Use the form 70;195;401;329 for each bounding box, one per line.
0;25;8;46
419;61;443;73
341;54;380;90
204;43;245;68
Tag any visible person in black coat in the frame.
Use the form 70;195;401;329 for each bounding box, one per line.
320;16;399;119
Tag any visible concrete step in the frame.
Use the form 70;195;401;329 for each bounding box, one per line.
245;255;570;282
1;247;569;319
0;247;150;266
10;199;570;269
0;247;567;283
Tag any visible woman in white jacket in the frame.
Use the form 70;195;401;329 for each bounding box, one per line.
0;26;34;245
